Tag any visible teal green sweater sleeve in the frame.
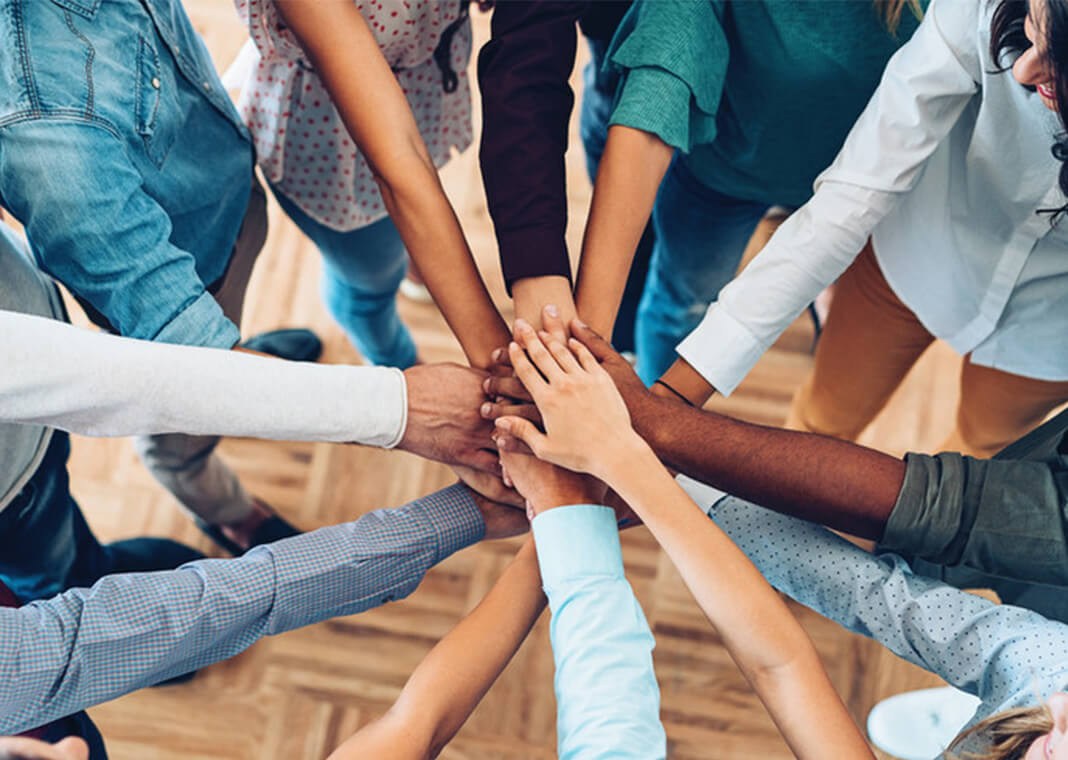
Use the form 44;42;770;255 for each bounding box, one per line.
607;0;729;152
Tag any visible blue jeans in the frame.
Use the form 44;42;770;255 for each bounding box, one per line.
580;37;652;354
636;157;769;384
273;190;417;369
0;432;110;603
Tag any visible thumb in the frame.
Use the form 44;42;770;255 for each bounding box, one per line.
569;318;615;362
495;416;548;457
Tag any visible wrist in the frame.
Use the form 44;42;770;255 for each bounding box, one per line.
659;358;715;407
595;434;656;486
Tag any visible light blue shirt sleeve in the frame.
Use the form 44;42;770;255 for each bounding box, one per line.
0;485;484;734
676;477;1068;744
532;505;666;760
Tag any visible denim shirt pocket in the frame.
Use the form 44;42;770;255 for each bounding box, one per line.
134;36;178;167
47;0;101;19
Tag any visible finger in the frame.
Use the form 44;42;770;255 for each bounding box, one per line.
494;432;535;456
487;347;513;377
569;317;615;362
483;375;533;402
541;330;582;373
508;340;550;398
514;319;567;382
481;401;542;424
541;304;568;342
569;337;601;374
495;416;549;457
463;448;503;475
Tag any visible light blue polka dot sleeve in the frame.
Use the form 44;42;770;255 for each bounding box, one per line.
677;476;1068;739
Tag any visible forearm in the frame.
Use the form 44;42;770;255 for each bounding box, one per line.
275;0;508;368
0;312;406;447
603;450;872;759
377;541;544;757
376;169;510;366
631;392;904;540
574;126;673;336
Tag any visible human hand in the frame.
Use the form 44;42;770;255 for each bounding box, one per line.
0;737;88;760
498;449;607;517
399;363;499;473
452;464;524;509
463;484;530;540
494;317;649;479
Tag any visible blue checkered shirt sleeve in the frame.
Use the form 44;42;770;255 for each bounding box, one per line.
0;484;483;734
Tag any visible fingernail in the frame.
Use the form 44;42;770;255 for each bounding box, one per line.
495;418;510;431
481;402;492;417
509;341;520;352
492;348;505;362
546;304;559;317
574;317;587;328
483;377;492;392
514;319;532;333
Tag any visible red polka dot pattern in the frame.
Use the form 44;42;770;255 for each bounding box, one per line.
233;0;473;231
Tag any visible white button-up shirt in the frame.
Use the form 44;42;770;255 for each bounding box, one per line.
677;0;1068;396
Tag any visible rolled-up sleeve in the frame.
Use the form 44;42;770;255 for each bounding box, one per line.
0;119;239;348
606;0;727;153
882;450;1068;586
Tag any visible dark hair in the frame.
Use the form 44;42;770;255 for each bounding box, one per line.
990;0;1068;213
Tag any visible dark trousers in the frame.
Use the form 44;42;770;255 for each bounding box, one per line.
0;431;111;603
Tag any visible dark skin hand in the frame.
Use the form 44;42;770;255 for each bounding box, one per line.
483;308;906;542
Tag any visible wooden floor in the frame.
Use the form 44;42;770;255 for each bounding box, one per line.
65;3;967;758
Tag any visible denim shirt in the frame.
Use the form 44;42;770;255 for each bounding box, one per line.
0;0;254;347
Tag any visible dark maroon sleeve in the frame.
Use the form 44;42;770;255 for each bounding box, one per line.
477;1;589;293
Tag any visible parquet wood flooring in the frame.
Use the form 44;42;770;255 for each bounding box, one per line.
61;3;961;757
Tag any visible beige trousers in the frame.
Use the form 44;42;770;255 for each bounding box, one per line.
786;243;1068;458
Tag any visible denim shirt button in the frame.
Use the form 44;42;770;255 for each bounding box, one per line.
202;81;212;92
151;77;161;90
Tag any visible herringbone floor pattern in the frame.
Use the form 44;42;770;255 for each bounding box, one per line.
62;4;967;757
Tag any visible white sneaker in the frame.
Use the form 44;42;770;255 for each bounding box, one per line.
866;687;981;759
399;277;434;304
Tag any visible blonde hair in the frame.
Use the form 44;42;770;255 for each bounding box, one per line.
945;705;1053;760
874;0;924;34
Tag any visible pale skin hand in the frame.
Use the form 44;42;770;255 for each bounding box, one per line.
497;326;876;760
274;0;510;368
326;541;544;760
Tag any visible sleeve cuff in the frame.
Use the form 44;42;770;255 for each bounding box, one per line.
412;483;486;564
880;452;963;559
675;304;767;397
609;68;707;153
153;291;240;349
532;505;623;588
497;227;573;295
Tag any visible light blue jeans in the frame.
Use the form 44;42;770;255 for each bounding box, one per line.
274;189;417;369
636;157;769;384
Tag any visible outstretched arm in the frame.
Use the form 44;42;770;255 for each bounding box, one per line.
495;319;874;760
327;541;544;760
275;0;509;368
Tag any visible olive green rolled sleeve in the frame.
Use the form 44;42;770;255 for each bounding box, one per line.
883;451;1068;587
